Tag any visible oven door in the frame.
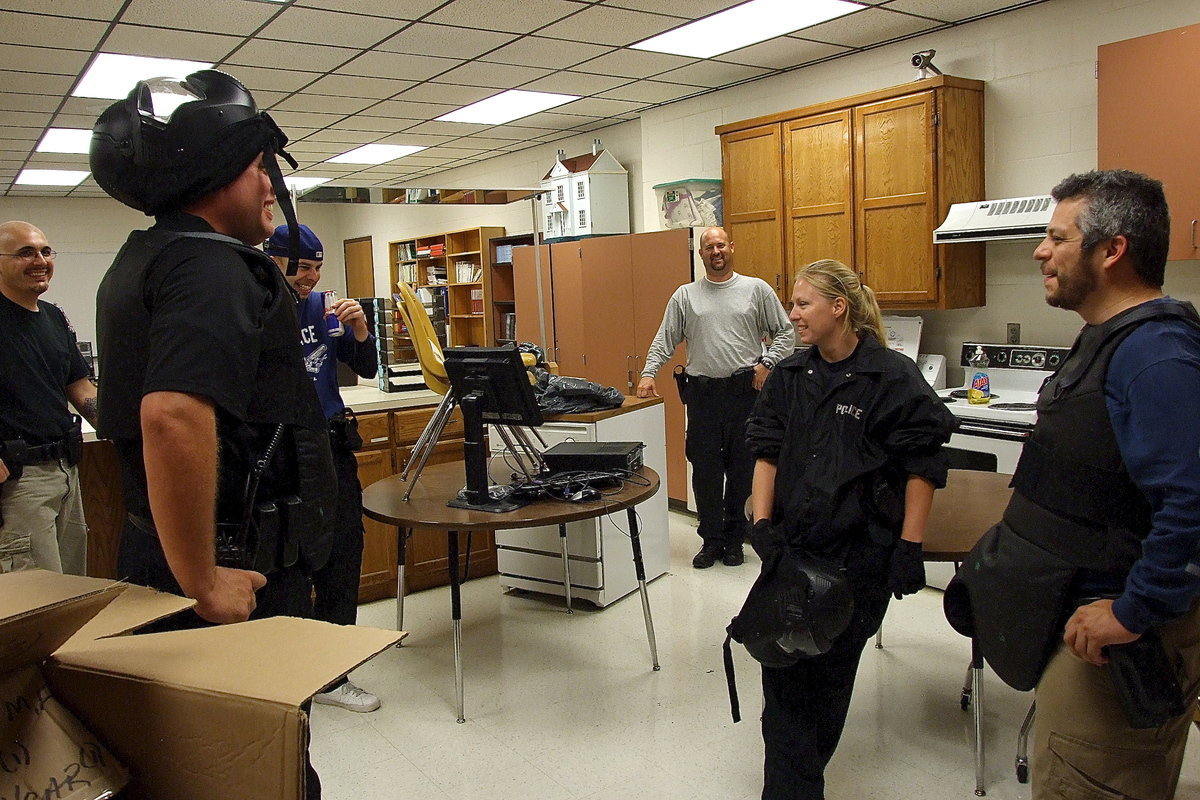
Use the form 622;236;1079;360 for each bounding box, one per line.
945;419;1030;474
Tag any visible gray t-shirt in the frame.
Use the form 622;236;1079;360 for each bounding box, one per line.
641;272;794;379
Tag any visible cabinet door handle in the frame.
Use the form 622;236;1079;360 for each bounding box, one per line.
1192;219;1197;249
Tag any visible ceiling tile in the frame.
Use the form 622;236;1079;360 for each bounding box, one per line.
476;125;561;140
338;50;462;81
507;111;601;130
376;23;517;60
885;0;1023;22
572;48;693;79
0;70;74;95
232;66;325;94
520;70;630;96
714;35;852;70
271;93;381;116
103;24;242;62
292;0;443;18
653;60;771;88
0;92;61;113
0;110;52;128
50;113;102;128
286;141;353;156
595;79;700;104
403;120;493;137
0;11;106;50
558;96;646;116
394;82;495;106
55;96;111;119
297;128;385;145
258;7;405;49
425;0;582;34
119;0;279;37
268;110;349;129
372;132;457;146
341;117;430;134
800;7;939;48
226;39;359;74
536;5;682;47
434;61;553;90
0;0;125;20
0;126;41;140
0;45;88;76
480;36;614;70
365;98;457;120
303;74;415;100
602;0;740;15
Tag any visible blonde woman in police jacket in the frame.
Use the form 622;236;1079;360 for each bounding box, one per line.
745;259;956;800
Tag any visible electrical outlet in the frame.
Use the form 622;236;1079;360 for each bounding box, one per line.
1007;323;1021;345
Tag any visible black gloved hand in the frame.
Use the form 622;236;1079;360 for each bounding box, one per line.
749;519;784;560
888;539;925;599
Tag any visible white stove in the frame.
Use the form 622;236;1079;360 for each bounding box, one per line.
936;343;1071;473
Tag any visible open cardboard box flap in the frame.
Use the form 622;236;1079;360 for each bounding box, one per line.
2;569;404;800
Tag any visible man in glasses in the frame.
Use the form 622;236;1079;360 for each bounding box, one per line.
0;220;96;574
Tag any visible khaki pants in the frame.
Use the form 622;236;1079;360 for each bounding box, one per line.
1033;601;1200;800
0;460;87;575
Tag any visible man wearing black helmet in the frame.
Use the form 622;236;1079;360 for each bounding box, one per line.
92;70;335;631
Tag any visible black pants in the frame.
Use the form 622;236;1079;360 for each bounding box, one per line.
117;523;321;799
760;577;890;800
311;441;365;628
685;371;758;548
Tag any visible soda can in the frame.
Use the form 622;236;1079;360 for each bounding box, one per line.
323;290;344;337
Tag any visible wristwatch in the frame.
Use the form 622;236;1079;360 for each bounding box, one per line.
757;356;775;370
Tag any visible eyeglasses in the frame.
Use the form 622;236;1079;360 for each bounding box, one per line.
0;247;57;261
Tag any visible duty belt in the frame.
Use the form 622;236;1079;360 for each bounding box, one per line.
23;439;70;464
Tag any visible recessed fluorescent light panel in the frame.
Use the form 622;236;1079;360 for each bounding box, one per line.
436;90;578;125
631;0;863;59
285;176;331;194
327;144;426;165
37;128;93;154
15;169;90;186
74;53;213;100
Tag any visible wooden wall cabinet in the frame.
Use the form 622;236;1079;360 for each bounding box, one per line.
718;76;985;310
511;229;692;504
1099;22;1200;261
486;233;535;345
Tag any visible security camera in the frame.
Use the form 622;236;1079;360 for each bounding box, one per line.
911;49;942;77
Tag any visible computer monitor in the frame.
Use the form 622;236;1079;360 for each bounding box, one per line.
443;346;544;512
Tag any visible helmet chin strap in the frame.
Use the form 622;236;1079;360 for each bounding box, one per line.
262;146;301;275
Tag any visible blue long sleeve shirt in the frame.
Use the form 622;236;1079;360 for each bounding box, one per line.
297;291;378;419
1105;302;1200;633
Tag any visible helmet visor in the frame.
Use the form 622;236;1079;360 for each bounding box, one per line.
136;76;205;124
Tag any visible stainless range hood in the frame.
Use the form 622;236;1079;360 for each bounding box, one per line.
933;195;1055;243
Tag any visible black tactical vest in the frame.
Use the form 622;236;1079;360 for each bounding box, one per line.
1007;299;1200;573
96;227;335;573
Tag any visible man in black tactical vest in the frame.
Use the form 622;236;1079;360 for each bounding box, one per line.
959;170;1200;799
91;70;335;798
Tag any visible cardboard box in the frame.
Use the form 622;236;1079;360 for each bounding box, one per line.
1;570;403;800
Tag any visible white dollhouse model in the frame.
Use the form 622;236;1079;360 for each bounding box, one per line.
540;139;630;240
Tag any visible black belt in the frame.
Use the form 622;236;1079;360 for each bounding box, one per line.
23;440;69;464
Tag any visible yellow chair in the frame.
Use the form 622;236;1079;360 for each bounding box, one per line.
394;281;457;500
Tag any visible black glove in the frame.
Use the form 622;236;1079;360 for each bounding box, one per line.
887;539;925;599
749;519;784;560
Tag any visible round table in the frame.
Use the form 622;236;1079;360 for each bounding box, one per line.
363;461;663;722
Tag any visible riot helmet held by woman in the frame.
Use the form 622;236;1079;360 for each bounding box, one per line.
89;69;297;217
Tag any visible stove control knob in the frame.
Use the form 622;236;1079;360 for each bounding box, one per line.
1048;353;1061;367
1032;352;1046;368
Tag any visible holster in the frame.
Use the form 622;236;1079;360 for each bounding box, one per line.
66;416;84;467
672;365;690;405
329;409;363;452
0;440;28;482
216;494;326;574
1105;624;1189;729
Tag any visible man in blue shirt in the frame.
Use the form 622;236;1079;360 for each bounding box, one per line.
267;224;381;713
989;170;1200;799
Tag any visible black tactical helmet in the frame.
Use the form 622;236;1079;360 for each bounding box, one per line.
90;69;296;216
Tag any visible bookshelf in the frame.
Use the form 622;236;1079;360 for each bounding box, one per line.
486;232;536;346
388;226;505;351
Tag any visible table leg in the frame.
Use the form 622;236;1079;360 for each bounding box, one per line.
448;530;465;723
558;523;573;614
395;527;410;637
972;636;986;796
626;507;660;671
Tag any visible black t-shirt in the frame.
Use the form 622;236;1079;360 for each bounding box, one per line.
0;294;89;446
96;212;326;518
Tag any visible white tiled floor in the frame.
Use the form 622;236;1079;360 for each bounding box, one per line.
310;512;1200;800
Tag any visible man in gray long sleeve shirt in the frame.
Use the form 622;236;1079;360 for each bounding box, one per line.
637;226;794;568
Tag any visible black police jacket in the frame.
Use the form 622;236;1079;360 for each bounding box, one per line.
746;335;955;569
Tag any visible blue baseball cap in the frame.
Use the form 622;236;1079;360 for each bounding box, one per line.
265;223;323;261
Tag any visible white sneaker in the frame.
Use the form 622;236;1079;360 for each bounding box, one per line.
313;680;380;713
